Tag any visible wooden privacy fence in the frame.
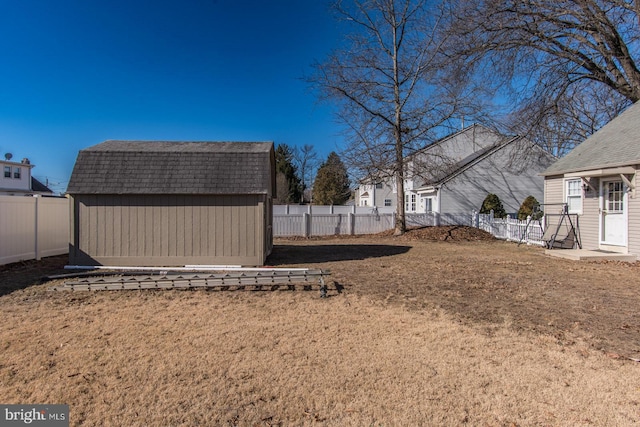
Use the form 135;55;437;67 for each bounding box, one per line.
0;195;69;265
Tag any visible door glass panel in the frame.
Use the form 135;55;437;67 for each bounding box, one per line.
606;181;624;213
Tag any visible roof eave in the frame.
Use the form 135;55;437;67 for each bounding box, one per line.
542;160;640;177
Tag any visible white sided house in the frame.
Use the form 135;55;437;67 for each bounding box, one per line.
542;101;640;258
356;124;554;215
0;155;52;196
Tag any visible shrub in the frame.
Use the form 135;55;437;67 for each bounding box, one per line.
517;195;543;221
480;193;507;218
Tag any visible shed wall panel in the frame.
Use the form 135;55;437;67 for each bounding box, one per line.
71;194;267;266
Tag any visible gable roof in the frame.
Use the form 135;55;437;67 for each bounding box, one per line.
358;124;506;184
418;136;554;189
542;101;640;176
406;123;503;161
31;177;53;194
67;141;275;195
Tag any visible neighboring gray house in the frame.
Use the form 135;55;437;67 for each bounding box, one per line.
67;141;276;267
356;124;554;215
542;101;640;257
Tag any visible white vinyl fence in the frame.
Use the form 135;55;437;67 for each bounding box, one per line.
274;205;545;245
476;213;545;246
1;198;544;266
0;195;69;265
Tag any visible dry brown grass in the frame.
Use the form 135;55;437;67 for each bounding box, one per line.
1;233;640;426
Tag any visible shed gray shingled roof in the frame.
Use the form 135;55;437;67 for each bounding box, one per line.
542;101;640;176
67;141;275;195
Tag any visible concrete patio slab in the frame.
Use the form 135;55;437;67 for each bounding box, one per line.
545;249;637;262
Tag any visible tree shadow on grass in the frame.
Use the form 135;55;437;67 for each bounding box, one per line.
266;244;411;265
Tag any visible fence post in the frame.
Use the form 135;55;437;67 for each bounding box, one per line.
303;213;310;237
472;210;479;228
34;195;40;260
349;212;355;235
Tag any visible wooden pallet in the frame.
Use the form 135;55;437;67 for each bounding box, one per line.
49;269;332;297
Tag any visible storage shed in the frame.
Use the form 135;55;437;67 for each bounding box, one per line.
67;141;275;267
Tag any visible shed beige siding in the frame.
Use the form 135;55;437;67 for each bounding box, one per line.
70;194;268;266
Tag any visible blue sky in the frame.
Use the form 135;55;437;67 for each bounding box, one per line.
0;0;344;194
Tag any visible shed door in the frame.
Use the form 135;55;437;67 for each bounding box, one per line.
600;180;626;246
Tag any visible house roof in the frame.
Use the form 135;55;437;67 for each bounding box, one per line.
31;177;53;194
419;137;518;187
418;136;553;189
405;123;499;160
67;141;275;195
542;101;640;176
357;124;506;184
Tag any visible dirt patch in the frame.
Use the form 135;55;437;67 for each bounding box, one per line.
391;225;496;241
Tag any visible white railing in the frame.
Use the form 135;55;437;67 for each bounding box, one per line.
274;205;545;245
476;213;545;246
0;195;70;265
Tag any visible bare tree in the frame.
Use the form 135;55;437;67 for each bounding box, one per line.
446;0;640;151
310;0;484;235
507;81;630;157
292;144;319;203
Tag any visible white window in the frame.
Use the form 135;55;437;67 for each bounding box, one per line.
384;199;392;207
376;183;383;189
566;179;582;213
4;166;10;178
425;198;433;213
405;194;417;212
13;167;20;179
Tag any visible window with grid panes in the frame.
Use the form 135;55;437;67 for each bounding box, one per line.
566;179;582;213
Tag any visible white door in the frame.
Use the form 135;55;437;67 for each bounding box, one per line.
601;180;626;246
419;196;433;213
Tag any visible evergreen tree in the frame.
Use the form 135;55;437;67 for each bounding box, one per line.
313;152;350;205
518;195;543;221
274;144;302;204
480;193;507;218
